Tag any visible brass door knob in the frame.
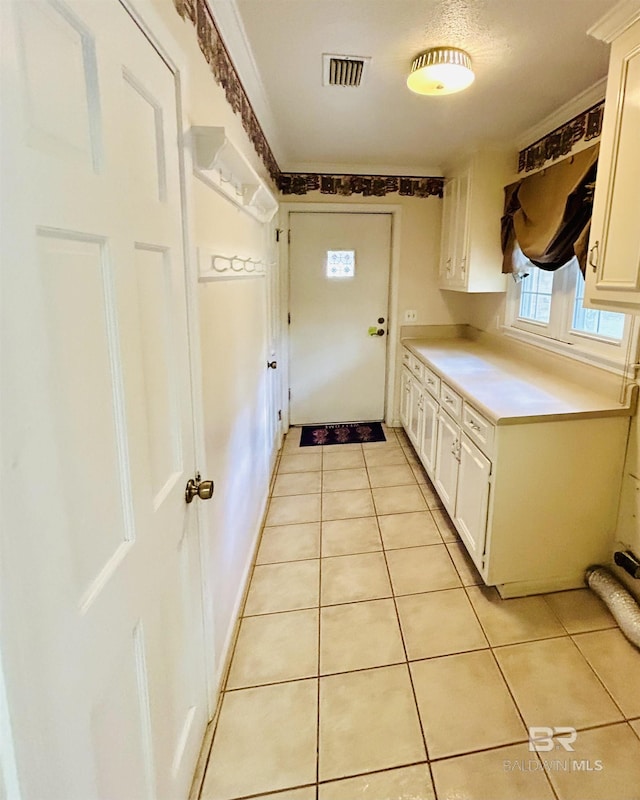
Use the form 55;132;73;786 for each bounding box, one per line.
267;360;277;369
185;473;215;504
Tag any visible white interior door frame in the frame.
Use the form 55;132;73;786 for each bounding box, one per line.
120;0;218;715
279;202;402;431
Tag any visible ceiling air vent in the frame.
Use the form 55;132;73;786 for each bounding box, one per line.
322;54;370;87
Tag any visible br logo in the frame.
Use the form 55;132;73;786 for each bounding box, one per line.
528;726;578;752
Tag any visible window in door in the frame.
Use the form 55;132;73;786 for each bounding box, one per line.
326;250;355;278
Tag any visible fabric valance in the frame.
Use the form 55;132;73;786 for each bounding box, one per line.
501;144;599;275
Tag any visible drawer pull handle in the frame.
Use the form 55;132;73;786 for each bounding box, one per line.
444;396;454;404
469;422;481;432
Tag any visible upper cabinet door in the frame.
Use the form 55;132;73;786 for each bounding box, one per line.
585;17;640;313
439;176;456;283
438;152;509;294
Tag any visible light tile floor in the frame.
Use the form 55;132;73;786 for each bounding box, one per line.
200;426;640;800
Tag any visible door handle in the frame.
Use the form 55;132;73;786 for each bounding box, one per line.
589;240;599;273
267;360;277;369
185;472;215;504
368;327;385;336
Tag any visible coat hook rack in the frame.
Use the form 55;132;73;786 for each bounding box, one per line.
198;249;269;281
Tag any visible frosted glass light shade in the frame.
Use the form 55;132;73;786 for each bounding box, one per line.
407;47;474;96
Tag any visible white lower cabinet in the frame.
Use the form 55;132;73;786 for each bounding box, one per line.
434;411;492;571
408;378;423;446
400;367;412;429
454;435;491;570
418;392;438;478
434;410;461;515
400;346;629;597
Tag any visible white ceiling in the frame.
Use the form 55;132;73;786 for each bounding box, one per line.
212;0;616;174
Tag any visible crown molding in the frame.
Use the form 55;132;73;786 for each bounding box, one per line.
206;0;287;163
516;78;607;151
588;0;640;43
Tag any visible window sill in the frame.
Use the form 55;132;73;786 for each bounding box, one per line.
501;324;632;377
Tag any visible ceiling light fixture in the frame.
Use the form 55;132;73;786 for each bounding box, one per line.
407;47;474;96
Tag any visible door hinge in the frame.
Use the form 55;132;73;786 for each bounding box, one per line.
288;388;291;400
278;409;282;421
287;229;291;244
276;228;282;242
287;312;291;325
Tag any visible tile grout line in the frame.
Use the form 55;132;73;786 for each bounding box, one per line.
538;592;633;721
460;582;560;800
195;446;286;799
376;502;439;796
206;429;640;799
315;444;324;798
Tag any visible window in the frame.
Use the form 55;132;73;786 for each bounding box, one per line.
326;250;355;278
519;269;553;325
506;257;632;369
572;275;625;340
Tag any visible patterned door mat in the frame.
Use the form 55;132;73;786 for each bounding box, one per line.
299;422;386;447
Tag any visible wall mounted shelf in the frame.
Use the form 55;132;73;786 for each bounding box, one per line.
190;126;278;223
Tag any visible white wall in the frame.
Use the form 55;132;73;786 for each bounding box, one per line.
195;189;274;682
147;0;281;695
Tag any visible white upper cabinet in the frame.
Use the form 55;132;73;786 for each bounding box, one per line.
439;151;511;293
585;10;640;313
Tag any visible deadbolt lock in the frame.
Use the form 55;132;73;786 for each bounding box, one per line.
185;472;215;504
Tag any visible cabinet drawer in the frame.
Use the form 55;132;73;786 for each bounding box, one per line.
439;382;462;420
422;365;440;399
462;403;494;457
409;355;425;382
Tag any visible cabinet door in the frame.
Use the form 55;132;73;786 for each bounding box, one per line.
439;177;456;284
452;166;471;288
434;410;459;514
400;367;412;430
454;435;491;571
419;393;439;478
585;19;640;312
408;379;423;446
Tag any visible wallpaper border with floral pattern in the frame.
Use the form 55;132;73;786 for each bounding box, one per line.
518;101;604;173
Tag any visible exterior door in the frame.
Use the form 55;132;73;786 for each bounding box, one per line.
289;212;391;424
0;1;207;798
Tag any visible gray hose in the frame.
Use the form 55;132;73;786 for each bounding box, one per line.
585;566;640;649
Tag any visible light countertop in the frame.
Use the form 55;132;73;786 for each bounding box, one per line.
402;338;636;425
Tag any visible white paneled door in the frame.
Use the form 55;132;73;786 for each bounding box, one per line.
1;2;207;798
288;212;391;424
